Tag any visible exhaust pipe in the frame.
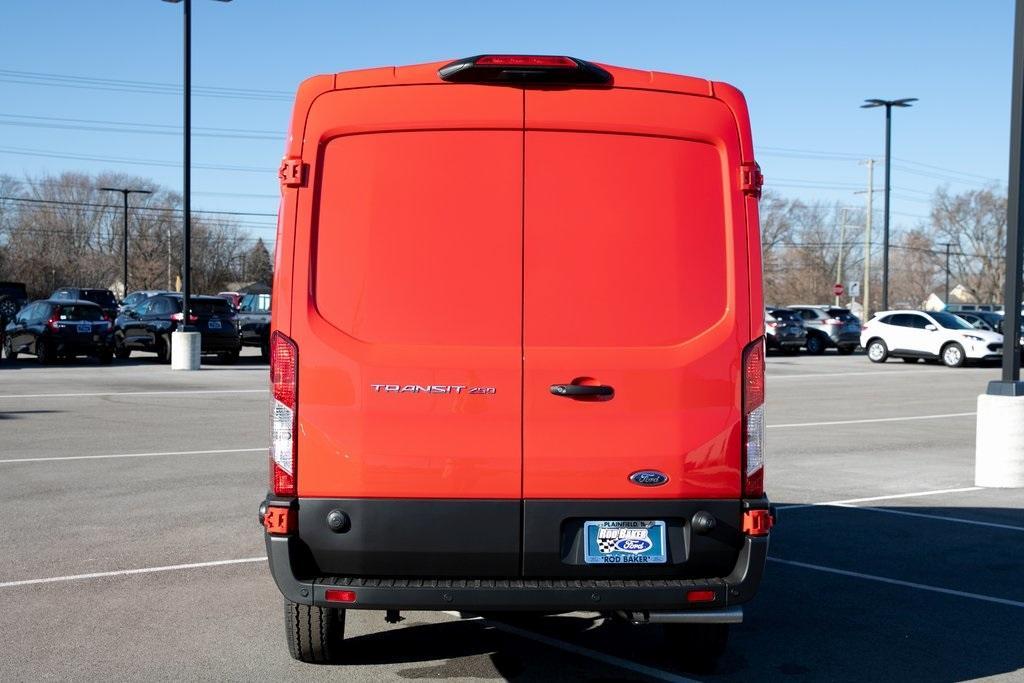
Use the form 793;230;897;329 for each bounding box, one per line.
614;607;742;625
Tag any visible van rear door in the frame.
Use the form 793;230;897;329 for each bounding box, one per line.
522;87;751;501
294;86;524;502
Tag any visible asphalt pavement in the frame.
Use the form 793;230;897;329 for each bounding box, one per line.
1;348;1022;682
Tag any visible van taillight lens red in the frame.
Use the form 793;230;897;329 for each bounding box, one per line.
475;55;577;68
270;331;298;496
742;339;766;498
324;589;356;603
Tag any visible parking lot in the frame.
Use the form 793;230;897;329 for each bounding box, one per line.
1;350;1022;682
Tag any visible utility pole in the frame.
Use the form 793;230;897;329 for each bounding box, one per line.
836;208;848;306
100;187;151;298
942;242;952;305
863;159;874;319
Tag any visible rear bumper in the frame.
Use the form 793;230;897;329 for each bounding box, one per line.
200;334;241;353
262;497;771;612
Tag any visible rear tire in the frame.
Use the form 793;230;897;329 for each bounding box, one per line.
97;349;113;365
260;341;270;362
284;600;346;664
902;357;920;363
2;337;16;360
156;334;171;364
218;348;240;365
805;334;826;355
866;339;888;363
114;333;131;359
664;623;729;674
0;296;17;321
942;342;966;368
836;345;855;355
36;339;52;365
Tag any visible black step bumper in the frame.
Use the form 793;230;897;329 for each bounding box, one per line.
262;497;770;612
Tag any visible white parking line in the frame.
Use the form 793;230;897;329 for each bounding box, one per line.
0;389;267;400
833;505;1024;532
0;557;265;589
769;369;951;380
446;613;697;683
768;558;1024;609
0;447;264;464
777;486;982;510
768;412;975;429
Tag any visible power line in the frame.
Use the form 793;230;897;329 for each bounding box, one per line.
0;147;267;174
0;114;283;141
0;195;276;217
0;69;292;102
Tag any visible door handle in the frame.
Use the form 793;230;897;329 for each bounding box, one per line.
550;383;614;398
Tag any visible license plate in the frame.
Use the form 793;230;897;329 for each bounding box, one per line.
584;520;666;564
208;320;221;329
77;323;91;333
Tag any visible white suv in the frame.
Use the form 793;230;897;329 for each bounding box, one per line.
860;310;1004;367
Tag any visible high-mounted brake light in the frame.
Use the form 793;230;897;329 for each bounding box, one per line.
270;331;298;496
742;339;766;498
438;54;611;85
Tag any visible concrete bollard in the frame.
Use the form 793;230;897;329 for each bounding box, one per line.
171;330;201;371
975;393;1024;487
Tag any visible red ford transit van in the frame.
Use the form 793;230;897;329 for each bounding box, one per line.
262;54;772;668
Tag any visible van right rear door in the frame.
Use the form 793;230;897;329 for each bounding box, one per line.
522;87;751;502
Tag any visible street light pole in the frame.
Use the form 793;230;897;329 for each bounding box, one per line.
163;0;231;369
100;187;152;299
862;97;917;311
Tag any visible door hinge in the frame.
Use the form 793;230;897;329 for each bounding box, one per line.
740;162;763;199
279;157;308;188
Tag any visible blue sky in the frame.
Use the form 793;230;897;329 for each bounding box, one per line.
0;1;1016;248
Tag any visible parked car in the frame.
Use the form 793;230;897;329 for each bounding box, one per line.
0;281;28;322
217;291;242;309
114;293;241;363
861;310;1003;367
787;305;860;355
260;55;773;670
120;290;170;315
3;299;113;364
765;307;806;353
955;310;1024;347
237;292;271;360
50;287;119;321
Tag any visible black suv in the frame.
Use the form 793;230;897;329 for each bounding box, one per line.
0;281;28;322
51;287;120;321
114;293;241;363
237;292;271;360
3;299;114;364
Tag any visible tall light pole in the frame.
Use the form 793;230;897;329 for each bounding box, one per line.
100;187;151;298
861;97;917;311
162;0;231;369
862;159;875;320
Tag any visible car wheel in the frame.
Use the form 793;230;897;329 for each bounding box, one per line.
0;296;17;321
96;349;113;365
114;333;131;359
866;339;888;363
218;348;240;365
36;339;52;365
2;336;16;360
260;342;270;362
836;345;855;355
156;334;172;364
284;600;345;663
902;357;920;363
942;342;966;368
805;334;826;355
664;623;729;674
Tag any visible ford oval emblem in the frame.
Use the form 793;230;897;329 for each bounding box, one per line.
629;470;669;487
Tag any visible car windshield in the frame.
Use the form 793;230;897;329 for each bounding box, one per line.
930;311;974;330
770;310;799;322
82;290;117;307
57;305;104;321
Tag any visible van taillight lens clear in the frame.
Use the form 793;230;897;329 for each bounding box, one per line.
742;339;766;497
270;331;297;496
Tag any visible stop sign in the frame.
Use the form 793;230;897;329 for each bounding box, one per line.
833;283;844;296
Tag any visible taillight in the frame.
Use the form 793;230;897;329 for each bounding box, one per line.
766;321;779;328
824;318;843;326
742;338;766;498
171;312;198;323
47;306;61;331
270;331;297;496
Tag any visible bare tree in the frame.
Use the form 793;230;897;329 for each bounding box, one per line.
931;187;1006;304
